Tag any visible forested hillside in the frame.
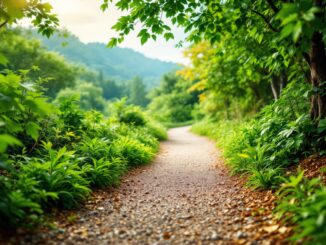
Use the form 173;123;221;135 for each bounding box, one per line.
30;30;178;88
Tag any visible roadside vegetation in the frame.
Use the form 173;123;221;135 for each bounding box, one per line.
0;16;166;229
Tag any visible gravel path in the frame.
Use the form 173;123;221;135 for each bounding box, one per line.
8;126;289;245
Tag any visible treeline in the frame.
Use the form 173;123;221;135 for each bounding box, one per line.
0;29;151;111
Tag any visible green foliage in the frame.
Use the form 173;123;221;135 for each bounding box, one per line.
119;108;147;126
148;73;200;126
0;76;165;228
77;137;112;162
55;95;85;132
110;136;155;166
110;99;147;126
85;158;126;187
100;79;125;100
20;143;91;209
0;70;53;151
193;80;314;189
0;30;77;97
0;0;58;37
105;0;325;60
146;120;167;141
126;77;149;107
0;176;42;227
276;172;326;244
55;82;106;111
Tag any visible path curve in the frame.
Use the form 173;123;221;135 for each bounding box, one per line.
12;127;289;244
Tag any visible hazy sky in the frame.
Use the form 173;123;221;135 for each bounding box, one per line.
27;0;189;64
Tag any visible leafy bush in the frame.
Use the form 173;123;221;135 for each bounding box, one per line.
56;95;85;131
0;176;42;227
276;172;326;244
77;137;112;162
20;143;91;209
0;71;53;152
119;107;147;126
85;158;126;187
193;80;314;189
110;99;147;126
146;120;168;140
110;136;155;166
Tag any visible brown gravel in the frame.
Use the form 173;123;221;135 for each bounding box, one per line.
2;126;291;245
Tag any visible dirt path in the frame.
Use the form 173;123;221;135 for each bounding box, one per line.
10;127;290;244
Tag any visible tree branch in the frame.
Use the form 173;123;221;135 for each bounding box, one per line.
266;0;279;13
251;9;280;33
0;19;8;28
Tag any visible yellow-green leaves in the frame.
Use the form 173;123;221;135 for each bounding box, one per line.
2;0;27;20
0;0;58;38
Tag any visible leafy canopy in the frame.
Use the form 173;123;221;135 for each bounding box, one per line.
0;0;58;37
104;0;325;52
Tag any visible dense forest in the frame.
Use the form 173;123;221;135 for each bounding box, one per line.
1;0;326;244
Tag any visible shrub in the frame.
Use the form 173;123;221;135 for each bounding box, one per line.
85;158;127;187
77;137;112;162
276;171;326;244
110;99;147;126
20;142;91;209
110;136;155;166
0;176;42;227
146;120;168;140
128;128;160;150
56;95;85;131
119;107;147;126
0;71;53;152
192;80;313;189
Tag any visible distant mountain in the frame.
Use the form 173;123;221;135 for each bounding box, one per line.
30;31;179;88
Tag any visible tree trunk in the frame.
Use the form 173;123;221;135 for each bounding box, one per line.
270;75;278;101
310;32;326;120
224;98;231;120
280;71;287;95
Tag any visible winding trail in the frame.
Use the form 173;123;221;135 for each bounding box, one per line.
13;127;289;244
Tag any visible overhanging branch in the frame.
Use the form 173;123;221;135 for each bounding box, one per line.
0;19;8;28
251;9;280;33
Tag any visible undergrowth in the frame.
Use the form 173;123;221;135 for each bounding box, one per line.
192;80;326;242
0;74;166;229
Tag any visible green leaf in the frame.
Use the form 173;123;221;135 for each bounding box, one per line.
107;38;118;48
292;21;302;42
280;23;295;40
164;32;174;41
26;122;40;140
0;134;22;153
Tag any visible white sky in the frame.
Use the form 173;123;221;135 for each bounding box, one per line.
22;0;189;64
